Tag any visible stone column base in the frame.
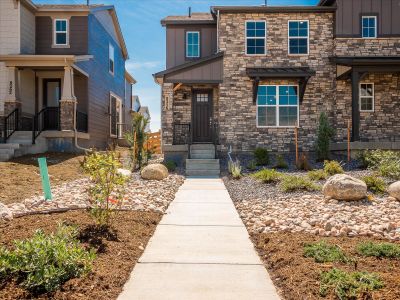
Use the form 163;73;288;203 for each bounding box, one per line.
4;101;21;116
59;99;76;131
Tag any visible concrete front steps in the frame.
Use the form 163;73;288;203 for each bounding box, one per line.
0;131;46;161
186;144;220;177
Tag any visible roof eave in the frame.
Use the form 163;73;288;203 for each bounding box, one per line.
161;20;216;26
210;6;336;14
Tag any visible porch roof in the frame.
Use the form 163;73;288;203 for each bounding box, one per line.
330;56;400;67
0;55;93;67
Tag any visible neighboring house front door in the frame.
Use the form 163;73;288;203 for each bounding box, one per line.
192;90;213;143
43;79;61;130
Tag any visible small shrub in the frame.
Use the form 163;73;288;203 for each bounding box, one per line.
324;160;344;176
228;160;242;179
274;154;288;169
296;153;313;171
304;241;349;263
0;224;95;293
247;160;257;171
319;268;384;299
164;160;177;172
254;147;269;166
251;169;282;183
362;175;386;195
360;150;400;180
357;242;400;259
307;169;328;181
315;112;335;162
280;175;320;192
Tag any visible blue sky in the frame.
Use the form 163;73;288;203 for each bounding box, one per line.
35;0;318;131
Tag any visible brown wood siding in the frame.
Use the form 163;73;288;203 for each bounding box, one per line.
336;0;400;37
166;24;217;68
35;16;88;55
74;75;88;113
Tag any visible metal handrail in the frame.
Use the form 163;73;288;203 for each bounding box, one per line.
32;106;60;144
3;108;19;142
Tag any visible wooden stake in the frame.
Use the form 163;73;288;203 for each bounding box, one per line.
173;83;183;92
347;120;351;162
295;127;299;166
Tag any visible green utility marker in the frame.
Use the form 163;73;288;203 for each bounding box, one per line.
38;157;52;200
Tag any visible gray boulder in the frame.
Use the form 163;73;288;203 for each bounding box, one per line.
323;174;367;201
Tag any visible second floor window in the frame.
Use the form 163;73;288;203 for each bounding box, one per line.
362;16;377;38
246;21;266;55
54;19;68;45
109;44;115;75
288;21;309;55
186;31;200;58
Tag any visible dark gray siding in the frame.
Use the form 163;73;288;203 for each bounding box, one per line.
74;75;88;113
166;24;217;68
336;0;400;37
35;16;88;55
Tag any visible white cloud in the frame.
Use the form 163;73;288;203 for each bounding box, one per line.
125;60;163;71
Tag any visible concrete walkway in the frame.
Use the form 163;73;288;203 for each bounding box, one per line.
118;177;280;300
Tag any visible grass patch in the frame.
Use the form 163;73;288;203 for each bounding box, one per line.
320;268;384;299
361;175;387;195
304;241;350;263
324;160;344;176
251;169;282;183
358;150;400;180
228;160;242;179
280;175;320;192
307;169;328;181
357;241;400;259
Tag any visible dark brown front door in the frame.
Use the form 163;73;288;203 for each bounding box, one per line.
192;90;213;143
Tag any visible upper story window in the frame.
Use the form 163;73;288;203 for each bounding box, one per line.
186;31;200;58
288;20;309;55
257;85;299;127
359;83;374;112
54;19;68;46
246;21;266;55
362;16;377;38
109;44;115;75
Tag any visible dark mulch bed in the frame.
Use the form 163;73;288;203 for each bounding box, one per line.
0;210;161;300
252;232;400;300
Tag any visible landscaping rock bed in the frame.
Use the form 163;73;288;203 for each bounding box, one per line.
223;173;400;240
1;173;184;221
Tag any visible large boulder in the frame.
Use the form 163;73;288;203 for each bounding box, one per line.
141;164;168;180
323;174;367;201
388;181;400;201
0;203;13;221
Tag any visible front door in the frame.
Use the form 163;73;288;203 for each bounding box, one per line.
43;79;61;130
192;90;213;143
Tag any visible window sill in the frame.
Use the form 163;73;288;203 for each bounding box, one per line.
288;53;309;56
52;44;70;49
257;126;299;129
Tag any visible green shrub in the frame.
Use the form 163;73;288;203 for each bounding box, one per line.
247;160;257;171
254;147;269;166
362;175;387;195
357;242;400;259
0;224;95;293
315;112;335;162
307;169;328;181
304;241;349;263
251;169;282;183
323;160;344;176
360;150;400;180
280;175;320;192
228;160;242;179
319;269;384;299
274;154;288;169
164;160;177;172
296;153;313;171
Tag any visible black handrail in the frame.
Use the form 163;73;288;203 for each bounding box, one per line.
76;111;88;133
32;106;60;144
3;108;19;142
213;120;219;159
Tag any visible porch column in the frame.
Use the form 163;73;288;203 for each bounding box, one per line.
351;69;360;141
60;65;76;131
4;66;21;115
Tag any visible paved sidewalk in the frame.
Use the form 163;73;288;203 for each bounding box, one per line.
118;177;280;300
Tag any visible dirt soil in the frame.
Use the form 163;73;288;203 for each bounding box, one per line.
0;153;85;205
252;232;400;300
0;210;161;300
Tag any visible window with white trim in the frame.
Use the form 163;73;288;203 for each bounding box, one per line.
54;19;68;45
186;31;200;58
257;85;299;127
109;44;115;75
359;83;374;112
288;20;309;55
110;94;122;137
362;16;377;38
246;21;266;55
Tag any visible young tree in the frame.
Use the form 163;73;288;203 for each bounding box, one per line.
315;112;335;162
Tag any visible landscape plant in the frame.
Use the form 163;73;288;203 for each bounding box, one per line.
82;151;128;226
274;154;288;169
254;147;269;166
247;160;257;171
315;112;335;162
228;160;242;179
164;160;177;172
319;268;384;299
280;175;320;192
0;224;95;293
251;168;282;183
304;241;350;263
357;242;400;259
307;169;328;181
324;160;344;176
296;153;313;171
361;175;387;195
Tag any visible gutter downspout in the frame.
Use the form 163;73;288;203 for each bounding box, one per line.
216;9;220;52
73;100;90;152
